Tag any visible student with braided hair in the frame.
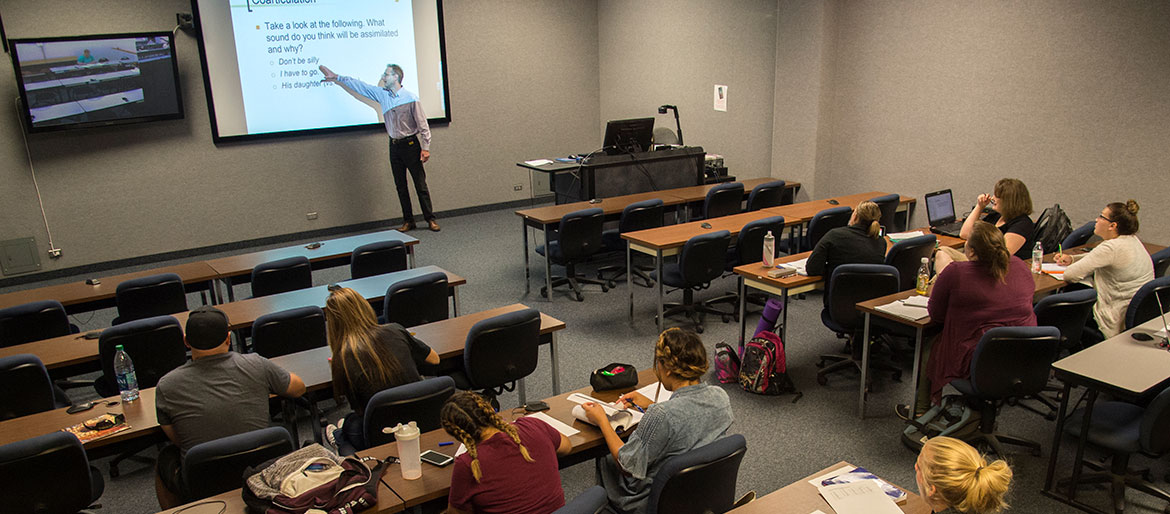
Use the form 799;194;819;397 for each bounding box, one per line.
441;391;571;514
583;328;733;513
915;436;1013;513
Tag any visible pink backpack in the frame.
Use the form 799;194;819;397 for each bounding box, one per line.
738;331;801;401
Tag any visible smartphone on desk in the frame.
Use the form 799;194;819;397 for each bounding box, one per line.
420;449;454;467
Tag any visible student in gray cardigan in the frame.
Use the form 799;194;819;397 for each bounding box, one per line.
583;328;733;513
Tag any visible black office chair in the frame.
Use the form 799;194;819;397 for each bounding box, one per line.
333;376;457;455
382;271;449;327
780;205;852;254
536;208;608;301
448;308;541;410
0;354;69;421
707;216;786;316
1012;289;1099;420
598;199;665;288
555;486;608;514
947;326;1061;458
252;306;327;358
182;426;294;502
817;264;903;387
646;434;748;514
113;272;187;325
1060;385;1170;514
1151;247;1170;279
650;231;733;333
870;194;900;233
700;182;744;220
350;240;409;279
0;431;104;514
0;299;78;347
746;180;787;211
884;235;937;292
251;256;313;297
1124;276;1170;331
1062;220;1096;249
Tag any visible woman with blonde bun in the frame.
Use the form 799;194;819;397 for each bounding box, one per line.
805;201;887;306
915;436;1012;513
1054;200;1154;337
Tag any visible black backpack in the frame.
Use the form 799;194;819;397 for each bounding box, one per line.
1034;203;1072;252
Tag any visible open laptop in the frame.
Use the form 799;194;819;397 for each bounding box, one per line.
925;189;965;238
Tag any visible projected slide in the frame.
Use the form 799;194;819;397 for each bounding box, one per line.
193;0;449;142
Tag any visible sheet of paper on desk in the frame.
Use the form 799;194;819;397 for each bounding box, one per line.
524;159;553;166
875;300;929;321
525;411;579;437
817;480;903;514
1042;263;1067;278
888;231;925;241
902;295;930;308
636;382;673;403
779;258;809;276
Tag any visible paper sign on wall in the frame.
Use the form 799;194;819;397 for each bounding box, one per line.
714;84;727;111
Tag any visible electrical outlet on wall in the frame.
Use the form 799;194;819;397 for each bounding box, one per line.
306;212;318;220
513;184;523;191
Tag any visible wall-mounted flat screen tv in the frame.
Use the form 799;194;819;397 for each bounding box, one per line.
9;31;184;133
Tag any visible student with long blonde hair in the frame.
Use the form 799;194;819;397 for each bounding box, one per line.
916;436;1013;513
323;285;439;448
441;391;571;514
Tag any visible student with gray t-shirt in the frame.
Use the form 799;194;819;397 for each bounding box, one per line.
154;306;306;509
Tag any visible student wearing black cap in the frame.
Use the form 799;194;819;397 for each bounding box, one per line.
153;306;306;508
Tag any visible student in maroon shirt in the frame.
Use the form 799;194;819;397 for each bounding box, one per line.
441;392;571;514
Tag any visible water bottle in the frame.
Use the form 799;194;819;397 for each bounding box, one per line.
113;345;139;402
916;257;930;295
762;231;776;267
389;421;421;479
1032;241;1043;274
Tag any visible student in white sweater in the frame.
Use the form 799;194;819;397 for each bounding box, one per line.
1055;200;1154;337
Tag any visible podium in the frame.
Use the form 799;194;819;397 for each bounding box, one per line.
519;146;706;204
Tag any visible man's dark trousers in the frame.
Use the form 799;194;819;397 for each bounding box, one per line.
389;135;434;223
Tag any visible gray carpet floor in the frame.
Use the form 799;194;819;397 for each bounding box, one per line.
5;202;1168;513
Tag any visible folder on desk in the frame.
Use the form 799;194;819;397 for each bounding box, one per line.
874;299;929;321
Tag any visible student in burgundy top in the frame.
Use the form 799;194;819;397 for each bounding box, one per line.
906;222;1036;417
442;391;571;514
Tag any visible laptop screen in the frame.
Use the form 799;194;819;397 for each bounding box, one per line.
925;190;956;225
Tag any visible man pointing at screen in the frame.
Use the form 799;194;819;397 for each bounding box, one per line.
320;64;440;232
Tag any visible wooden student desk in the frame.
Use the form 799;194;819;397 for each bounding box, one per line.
205;229;419;301
623;191;912;333
357;370;658;510
0;266;465;378
515;177;799;302
0;261;220;314
728;461;930;513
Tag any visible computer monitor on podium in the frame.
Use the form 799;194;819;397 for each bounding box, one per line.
602;117;654;155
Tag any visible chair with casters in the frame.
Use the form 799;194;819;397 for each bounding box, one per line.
597;199;665;288
698;182;744;220
779;205;852;254
382;271;449;327
251;256;312;297
332;376;457;455
1012;289;1098;420
944;326;1061;458
0;299;78;347
1062;220;1097;249
817;264;903;387
0;431;104;514
646;434;748;514
869;193;900;233
535;208;608;301
113;272;186;325
96;315;188;477
555;485;608;514
707;216;786;316
884;234;937;293
1124;276;1170;332
0;354;70;421
447;308;541;410
350;239;408;279
1059;385;1170;514
181;426;294;502
650;231;733;334
746;180;787;211
252;306;327;358
1151;247;1170;279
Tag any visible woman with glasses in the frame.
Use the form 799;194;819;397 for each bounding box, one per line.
1054;200;1154;337
323;286;440;448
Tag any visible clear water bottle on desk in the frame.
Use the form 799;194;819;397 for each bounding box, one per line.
916;257;930;295
1032;241;1043;274
113;344;139;402
762;231;776;267
387;421;421;479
